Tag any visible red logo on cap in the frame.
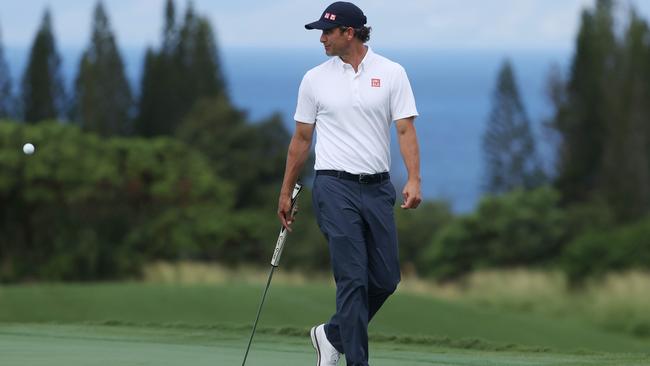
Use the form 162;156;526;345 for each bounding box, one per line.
371;78;381;87
324;13;330;19
330;14;337;20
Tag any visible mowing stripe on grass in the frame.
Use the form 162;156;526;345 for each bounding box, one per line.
1;283;650;353
1;323;649;366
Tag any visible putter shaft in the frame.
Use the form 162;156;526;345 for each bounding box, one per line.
242;266;275;366
241;182;302;366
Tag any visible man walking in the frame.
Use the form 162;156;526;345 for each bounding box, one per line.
277;2;421;365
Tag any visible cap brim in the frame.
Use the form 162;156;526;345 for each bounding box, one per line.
305;20;338;30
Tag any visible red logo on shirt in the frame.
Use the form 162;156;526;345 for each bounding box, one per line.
371;78;381;87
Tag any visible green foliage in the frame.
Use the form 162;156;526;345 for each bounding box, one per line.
172;90;320;270
562;216;650;284
422;187;568;280
0;2;308;280
176;96;290;209
1;2;463;283
549;0;650;222
135;1;181;137
483;59;545;194
136;0;225;137
421;217;480;280
396;201;453;274
72;1;133;136
135;49;164;136
552;0;615;204
476;187;568;265
0;26;12;118
599;11;650;221
175;5;226;113
0;121;233;282
564;199;616;239
21;10;66;123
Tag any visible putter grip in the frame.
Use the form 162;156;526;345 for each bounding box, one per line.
271;182;302;267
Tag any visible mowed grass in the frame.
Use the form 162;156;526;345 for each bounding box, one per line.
1;280;650;356
3;323;649;366
143;262;650;340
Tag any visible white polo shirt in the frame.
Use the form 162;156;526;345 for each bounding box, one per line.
294;47;418;174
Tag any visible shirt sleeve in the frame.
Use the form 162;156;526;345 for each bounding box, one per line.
390;65;419;121
294;72;317;124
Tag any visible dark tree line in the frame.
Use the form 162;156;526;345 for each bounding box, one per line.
445;0;650;282
0;26;12;118
0;0;294;282
137;0;226;136
484;0;650;224
73;2;133;136
21;10;66;123
550;0;650;223
4;0;649;284
0;0;291;203
0;0;226;138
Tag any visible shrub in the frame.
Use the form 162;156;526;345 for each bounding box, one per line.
562;216;650;284
397;201;453;275
421;187;568;280
0;121;233;282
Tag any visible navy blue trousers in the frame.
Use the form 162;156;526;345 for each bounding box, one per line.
312;174;401;366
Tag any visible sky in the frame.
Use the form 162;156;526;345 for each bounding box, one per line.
1;0;650;51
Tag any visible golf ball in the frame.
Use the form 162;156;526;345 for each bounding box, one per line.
23;143;35;155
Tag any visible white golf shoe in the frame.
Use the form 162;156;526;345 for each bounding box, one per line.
310;324;341;365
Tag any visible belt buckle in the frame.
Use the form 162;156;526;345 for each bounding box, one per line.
358;174;370;184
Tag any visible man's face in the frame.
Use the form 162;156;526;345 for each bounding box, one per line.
320;27;351;56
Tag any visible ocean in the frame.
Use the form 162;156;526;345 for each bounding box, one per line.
5;46;570;212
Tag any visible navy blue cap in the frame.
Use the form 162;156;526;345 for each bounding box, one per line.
305;2;367;30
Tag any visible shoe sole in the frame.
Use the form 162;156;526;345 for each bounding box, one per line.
310;326;321;366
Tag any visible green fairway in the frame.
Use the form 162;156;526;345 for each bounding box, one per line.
1;323;649;366
1;282;649;365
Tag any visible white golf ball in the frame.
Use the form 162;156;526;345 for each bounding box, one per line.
23;143;35;155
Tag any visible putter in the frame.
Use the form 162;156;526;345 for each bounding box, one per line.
241;182;303;366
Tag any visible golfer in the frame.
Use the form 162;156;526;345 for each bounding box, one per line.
278;2;421;365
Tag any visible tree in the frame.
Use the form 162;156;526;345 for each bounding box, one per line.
176;97;289;208
21;9;66;123
73;1;133;136
175;4;226;114
135;0;181;136
0;25;12;119
136;0;225;136
549;0;650;222
162;0;178;56
0;121;234;282
600;11;650;220
550;0;616;205
482;59;545;194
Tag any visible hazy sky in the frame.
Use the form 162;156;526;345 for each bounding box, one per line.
1;0;649;51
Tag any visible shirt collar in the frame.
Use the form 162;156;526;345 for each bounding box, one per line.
335;46;374;73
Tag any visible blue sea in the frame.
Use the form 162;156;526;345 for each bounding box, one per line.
6;46;570;212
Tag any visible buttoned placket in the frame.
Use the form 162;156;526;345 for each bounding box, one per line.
344;63;364;108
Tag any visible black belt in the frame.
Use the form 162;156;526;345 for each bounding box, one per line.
316;170;390;184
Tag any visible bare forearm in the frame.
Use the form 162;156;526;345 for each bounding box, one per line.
281;135;311;197
398;126;421;182
395;118;422;209
277;123;314;228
